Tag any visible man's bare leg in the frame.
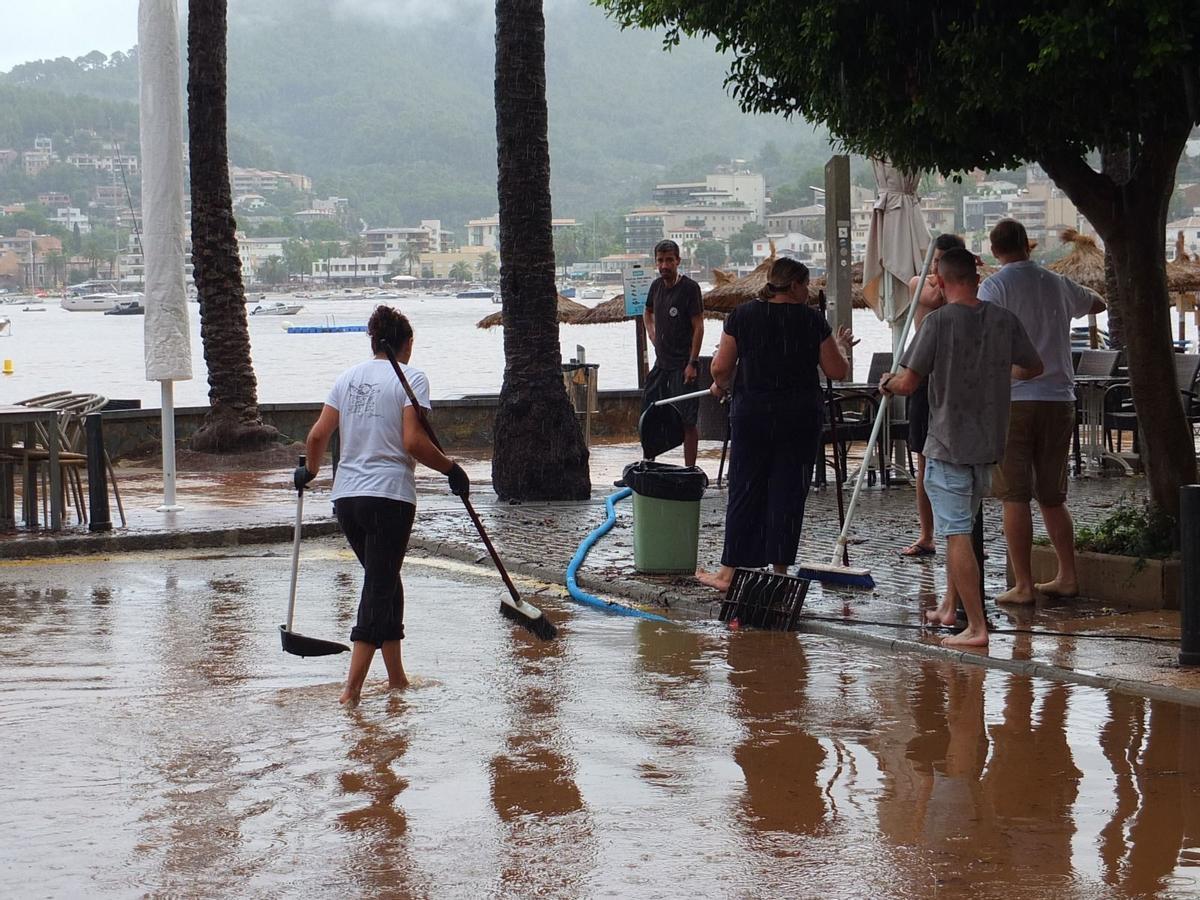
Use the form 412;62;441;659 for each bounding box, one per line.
903;454;936;556
340;641;376;707
380;639;409;689
771;563;788;575
683;425;699;468
697;563;735;592
1036;502;1079;597
996;500;1040;604
941;533;988;647
926;577;959;627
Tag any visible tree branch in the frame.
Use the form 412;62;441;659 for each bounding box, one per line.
1037;145;1116;235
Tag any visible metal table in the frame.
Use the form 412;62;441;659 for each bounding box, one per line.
0;404;62;530
1073;375;1132;475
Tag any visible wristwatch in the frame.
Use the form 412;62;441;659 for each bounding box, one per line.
689;358;700;366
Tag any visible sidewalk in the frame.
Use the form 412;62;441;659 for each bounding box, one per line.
3;440;1197;705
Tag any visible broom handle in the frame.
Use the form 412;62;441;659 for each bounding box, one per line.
652;388;712;406
286;455;305;632
818;291;849;567
831;238;938;566
380;344;526;606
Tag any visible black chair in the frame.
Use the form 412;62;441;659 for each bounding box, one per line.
1072;350;1121;473
817;388;883;488
1103;353;1200;454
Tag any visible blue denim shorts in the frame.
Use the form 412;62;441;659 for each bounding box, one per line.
924;459;991;537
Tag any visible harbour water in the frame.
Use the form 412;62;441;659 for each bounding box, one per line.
0;291;1121;406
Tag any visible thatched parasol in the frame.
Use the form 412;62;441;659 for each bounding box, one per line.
1168;231;1200;296
703;255;775;314
1046;229;1106;292
476;294;587;329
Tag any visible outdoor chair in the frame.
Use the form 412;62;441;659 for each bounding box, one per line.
2;393;125;527
1103;353;1200;455
1072;349;1121;475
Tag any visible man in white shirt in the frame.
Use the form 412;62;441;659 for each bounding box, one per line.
979;219;1107;605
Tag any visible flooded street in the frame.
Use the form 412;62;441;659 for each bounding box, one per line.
3;542;1200;898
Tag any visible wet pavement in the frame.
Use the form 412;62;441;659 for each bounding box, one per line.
4;546;1200;897
4;440;1197;708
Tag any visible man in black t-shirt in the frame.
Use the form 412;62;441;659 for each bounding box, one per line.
642;239;705;466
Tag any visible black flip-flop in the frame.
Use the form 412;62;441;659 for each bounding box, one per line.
899;543;936;558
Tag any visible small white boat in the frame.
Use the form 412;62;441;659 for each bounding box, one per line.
250;301;305;316
580;287;606;300
61;291;143;312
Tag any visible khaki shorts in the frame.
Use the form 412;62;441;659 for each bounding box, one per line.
991;401;1075;506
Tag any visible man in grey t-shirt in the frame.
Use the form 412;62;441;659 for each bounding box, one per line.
881;248;1043;648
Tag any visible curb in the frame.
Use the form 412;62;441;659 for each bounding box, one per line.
5;521;1197;709
0;519;344;559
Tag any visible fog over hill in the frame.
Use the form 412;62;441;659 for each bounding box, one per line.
2;0;837;229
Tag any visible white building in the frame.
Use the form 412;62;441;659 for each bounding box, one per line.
50;207;91;233
753;232;824;266
237;235;287;284
1167;216;1200;259
466;214;576;250
311;255;390;284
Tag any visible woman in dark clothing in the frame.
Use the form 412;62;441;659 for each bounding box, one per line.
697;258;854;592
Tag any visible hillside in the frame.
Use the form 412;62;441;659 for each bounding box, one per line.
0;0;833;230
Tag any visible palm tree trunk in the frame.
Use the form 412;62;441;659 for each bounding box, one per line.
491;0;589;500
187;0;276;452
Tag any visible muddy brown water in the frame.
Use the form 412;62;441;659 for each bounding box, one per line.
2;546;1199;898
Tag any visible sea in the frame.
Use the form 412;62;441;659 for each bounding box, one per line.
0;289;1123;407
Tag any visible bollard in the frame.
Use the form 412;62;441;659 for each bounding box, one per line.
1181;485;1200;665
85;413;112;533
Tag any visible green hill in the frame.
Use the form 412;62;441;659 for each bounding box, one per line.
0;0;835;231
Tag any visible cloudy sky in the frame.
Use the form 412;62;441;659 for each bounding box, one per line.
1;0;144;72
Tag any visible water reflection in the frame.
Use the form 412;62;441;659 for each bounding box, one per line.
727;632;827;836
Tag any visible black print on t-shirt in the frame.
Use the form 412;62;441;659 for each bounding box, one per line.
346;381;380;417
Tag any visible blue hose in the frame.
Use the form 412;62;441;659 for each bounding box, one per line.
565;487;671;622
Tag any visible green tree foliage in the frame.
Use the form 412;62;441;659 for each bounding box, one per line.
257;255;287;285
281;238;313;278
691;238;726;272
448;260;473;281
601;0;1200;515
476;250;498;280
728;221;766;256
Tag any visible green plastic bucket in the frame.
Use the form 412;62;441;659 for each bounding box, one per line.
632;492;701;574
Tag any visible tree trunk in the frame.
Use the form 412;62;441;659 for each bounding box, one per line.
1099;143;1130;350
186;0;277;453
1041;125;1196;518
491;0;590;500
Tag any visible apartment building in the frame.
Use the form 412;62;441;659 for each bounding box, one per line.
752;233;824;267
466;215;576;250
766;205;825;236
623;205;755;255
652;169;767;223
228;166;312;194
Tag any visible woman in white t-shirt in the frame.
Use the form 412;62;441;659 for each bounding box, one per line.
298;306;470;707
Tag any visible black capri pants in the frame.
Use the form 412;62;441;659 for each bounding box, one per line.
334;495;416;647
720;404;823;569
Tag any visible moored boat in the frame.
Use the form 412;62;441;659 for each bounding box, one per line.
61;291;143;312
250;301;305;316
456;285;495;299
104;299;145;316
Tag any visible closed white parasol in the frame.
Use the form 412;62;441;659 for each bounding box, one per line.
140;0;193;511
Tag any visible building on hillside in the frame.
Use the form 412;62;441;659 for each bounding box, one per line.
0;149;18;170
234;193;268;211
766;205;825;236
652;168;767;223
38;192;71;209
236;236;287;284
0;230;64;289
418;246;497;279
65;153;139;175
362;220;453;258
810;184;875;208
752;233;824;267
623;205;755;255
598;252;653;276
921;203;956;236
228;165;312;194
22;149;54;177
50;208;91;233
466;215;576;251
1167;216;1200;259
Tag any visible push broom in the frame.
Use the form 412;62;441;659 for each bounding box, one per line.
380;341;557;641
794;237;938;589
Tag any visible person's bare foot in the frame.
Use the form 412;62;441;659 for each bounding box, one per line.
696;569;732;592
996;586;1041;605
1035;578;1078;598
941;627;989;648
388;676;410;690
925;606;956;627
338;688;361;707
